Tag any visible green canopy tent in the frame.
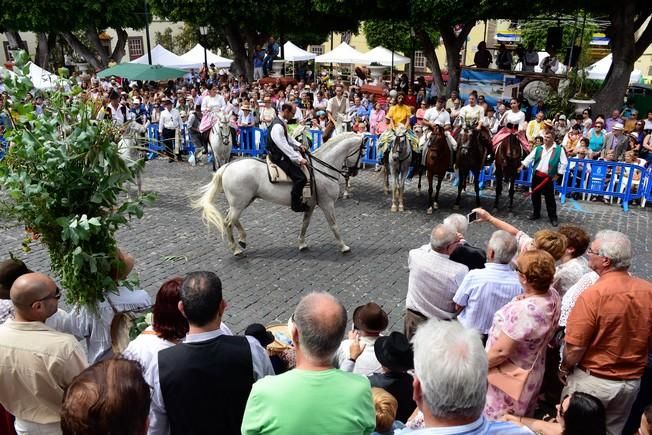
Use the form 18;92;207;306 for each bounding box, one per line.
97;63;187;81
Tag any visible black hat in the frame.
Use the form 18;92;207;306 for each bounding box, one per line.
245;323;274;348
353;302;388;334
374;332;414;372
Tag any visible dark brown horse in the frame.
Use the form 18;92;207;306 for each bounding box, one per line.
419;125;450;213
493;132;524;210
454;124;492;208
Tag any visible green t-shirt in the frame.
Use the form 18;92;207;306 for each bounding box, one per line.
241;368;376;435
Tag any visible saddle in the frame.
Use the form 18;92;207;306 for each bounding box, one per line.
266;156;312;199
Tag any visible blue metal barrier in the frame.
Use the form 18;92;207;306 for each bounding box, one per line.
362;134;378;166
309;130;323;151
478;164;534;189
147;123;195;160
644;167;652;205
558;158;648;212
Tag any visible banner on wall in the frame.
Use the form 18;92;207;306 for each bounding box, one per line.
459;67;564;107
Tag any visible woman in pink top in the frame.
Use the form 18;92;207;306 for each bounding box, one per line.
369;102;387;136
415;100;427;125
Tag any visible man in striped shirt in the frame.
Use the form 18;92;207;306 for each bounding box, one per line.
453;230;522;344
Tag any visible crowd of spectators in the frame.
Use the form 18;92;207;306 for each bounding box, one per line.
0;209;650;435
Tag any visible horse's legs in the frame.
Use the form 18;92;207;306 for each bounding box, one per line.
391;173;398;212
398;172;406;212
454;169;465;208
426;170;434;214
508;175;516;210
225;207;244;256
234;219;247;249
435;175;444;208
384;161;390;195
320;199;350;253
416;153;422;195
343;176;351;199
298;207;315;251
494;167;502;210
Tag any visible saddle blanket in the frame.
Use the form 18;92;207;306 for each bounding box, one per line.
266;156;312;199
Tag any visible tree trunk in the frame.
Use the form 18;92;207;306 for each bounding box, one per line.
440;24;473;96
415;29;445;96
592;4;637;115
4;31;24;50
85;26;109;67
35;33;49;68
224;24;253;81
110;27;129;64
61;32;103;71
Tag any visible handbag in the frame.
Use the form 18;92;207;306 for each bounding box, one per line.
487;359;534;401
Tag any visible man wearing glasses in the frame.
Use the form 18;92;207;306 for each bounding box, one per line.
0;272;87;434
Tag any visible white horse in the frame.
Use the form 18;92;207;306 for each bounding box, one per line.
193;132;365;256
208;113;232;171
383;126;412;212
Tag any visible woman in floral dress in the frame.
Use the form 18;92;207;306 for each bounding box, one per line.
485;249;561;419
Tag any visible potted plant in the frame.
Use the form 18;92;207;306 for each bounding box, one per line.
368;62;386;80
0;51;154;309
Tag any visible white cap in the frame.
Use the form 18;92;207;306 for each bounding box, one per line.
613;122;624;130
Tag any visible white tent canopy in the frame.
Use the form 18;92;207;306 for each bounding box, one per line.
315;42;369;65
179;44;233;69
585;54;642;83
2;62;63;90
130;44;191;68
282;41;315;62
360;46;410;66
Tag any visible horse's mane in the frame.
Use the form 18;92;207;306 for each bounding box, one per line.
313;132;360;156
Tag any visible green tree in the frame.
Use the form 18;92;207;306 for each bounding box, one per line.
0;51;153;308
363;20;414;54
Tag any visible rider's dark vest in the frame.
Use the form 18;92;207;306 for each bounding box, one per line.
266;116;290;161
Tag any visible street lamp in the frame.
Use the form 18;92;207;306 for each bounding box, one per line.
199;26;209;71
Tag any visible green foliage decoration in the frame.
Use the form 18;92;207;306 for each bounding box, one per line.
0;51;154;309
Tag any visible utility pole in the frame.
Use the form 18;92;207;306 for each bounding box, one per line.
144;0;152;65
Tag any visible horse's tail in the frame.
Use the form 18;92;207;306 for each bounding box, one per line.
192;165;228;238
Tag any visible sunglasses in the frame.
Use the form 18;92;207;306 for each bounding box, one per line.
32;287;62;305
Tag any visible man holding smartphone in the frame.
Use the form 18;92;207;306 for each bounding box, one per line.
520;131;568;227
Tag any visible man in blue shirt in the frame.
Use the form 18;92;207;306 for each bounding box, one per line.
253;45;265;81
263;36;280;77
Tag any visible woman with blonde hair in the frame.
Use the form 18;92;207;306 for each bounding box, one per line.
484;250;561;419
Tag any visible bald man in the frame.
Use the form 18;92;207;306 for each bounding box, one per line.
0;272;87;435
242;292;376;435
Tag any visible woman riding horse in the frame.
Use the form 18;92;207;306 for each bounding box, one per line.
492;98;530;211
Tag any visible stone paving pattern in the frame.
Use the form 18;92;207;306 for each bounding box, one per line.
1;159;650;333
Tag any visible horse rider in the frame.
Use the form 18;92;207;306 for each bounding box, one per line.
325;85;349;141
491;98;529;153
421;96;456;166
455;93;485;132
198;83;226;144
378;92;419;164
267;103;310;213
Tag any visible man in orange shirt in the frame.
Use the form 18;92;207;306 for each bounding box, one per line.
560;230;652;435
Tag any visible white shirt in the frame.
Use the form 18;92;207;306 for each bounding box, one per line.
68;286;152;363
270;118;303;164
158;109;179;132
553;256;590;296
453;263;523;334
458;104;485;127
148;327;274;435
521;144;568;175
502;110;526;129
326;96;349;116
559;271;599;327
644;119;652;130
335;336;382;375
406;245;469;319
423;107;450;126
201;94;226;113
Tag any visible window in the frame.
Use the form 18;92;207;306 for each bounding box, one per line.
3;41;29;63
128;37;144;60
309;45;324;56
414;50;426;69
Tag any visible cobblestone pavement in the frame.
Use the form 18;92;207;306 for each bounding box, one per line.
1;158;650;333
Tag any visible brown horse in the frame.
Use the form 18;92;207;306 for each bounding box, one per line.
420;125;450;213
493;132;524;211
454;124;492;208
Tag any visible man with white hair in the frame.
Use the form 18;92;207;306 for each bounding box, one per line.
406;319;532;434
241;292;375;434
444;214;486;270
405;224;468;338
561;230;652;435
453;230;521;344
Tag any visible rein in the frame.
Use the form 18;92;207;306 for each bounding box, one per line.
306;141;364;181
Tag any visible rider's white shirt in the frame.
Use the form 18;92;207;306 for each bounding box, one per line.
458;104;485;126
270;118;303;164
424;107;451;126
201;94;226;113
504;110;525;126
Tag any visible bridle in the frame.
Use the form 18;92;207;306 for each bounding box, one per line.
391;131;411;163
306;138;366;181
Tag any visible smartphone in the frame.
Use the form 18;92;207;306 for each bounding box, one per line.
467;211;478;223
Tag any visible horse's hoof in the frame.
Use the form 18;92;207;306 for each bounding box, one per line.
238;241;247;249
433;202;439;210
299;244;308;251
341;245;351;254
416;189;421;196
390;205;398;212
343;192;350;199
398;205;404;212
426;207;433;215
233;249;244;257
